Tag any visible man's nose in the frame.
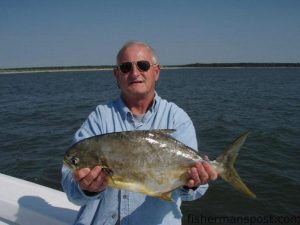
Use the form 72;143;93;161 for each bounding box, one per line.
130;63;140;77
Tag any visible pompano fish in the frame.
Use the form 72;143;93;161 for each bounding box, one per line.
64;130;256;200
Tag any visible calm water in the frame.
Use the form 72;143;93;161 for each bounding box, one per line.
0;68;299;224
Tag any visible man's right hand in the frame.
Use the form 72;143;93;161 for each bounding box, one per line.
73;166;108;193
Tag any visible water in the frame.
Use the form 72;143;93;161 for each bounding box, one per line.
0;68;299;223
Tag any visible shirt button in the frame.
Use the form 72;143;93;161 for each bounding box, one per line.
112;213;117;219
123;194;127;199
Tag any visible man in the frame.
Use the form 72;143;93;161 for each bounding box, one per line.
62;41;217;225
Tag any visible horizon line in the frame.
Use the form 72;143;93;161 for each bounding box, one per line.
1;62;300;70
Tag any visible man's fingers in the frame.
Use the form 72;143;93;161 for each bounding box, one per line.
73;168;91;182
96;173;108;191
86;172;107;192
196;162;209;184
80;166;101;187
186;167;200;188
191;167;202;186
186;179;195;188
203;162;218;180
185;160;218;188
73;166;108;192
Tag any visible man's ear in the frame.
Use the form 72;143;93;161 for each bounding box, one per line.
113;68;120;88
113;68;118;77
154;64;161;81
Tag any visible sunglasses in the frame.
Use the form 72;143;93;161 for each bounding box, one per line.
117;60;156;74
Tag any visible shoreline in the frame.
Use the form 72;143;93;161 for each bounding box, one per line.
1;65;300;75
0;68;113;75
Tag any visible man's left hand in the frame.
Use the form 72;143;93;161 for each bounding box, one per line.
185;160;218;188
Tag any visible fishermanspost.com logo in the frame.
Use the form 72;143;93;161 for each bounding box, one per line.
186;214;300;225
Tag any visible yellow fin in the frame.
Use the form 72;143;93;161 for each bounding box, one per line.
101;166;116;185
155;191;173;201
107;178;174;201
216;132;256;198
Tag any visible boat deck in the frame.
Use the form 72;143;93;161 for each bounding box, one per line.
0;173;79;225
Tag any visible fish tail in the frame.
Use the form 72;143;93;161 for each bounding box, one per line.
215;132;256;198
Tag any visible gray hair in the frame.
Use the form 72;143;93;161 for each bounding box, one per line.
116;41;158;65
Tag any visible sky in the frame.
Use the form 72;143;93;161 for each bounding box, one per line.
0;0;300;68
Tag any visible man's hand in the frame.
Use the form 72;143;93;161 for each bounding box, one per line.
185;159;218;188
73;166;108;193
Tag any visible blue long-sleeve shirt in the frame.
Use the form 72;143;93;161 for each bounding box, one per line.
62;94;208;225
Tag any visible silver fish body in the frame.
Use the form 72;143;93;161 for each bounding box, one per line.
64;130;256;200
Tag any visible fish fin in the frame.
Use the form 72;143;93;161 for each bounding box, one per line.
102;167;113;175
216;132;256;199
107;176;117;185
151;129;176;136
105;178;174;202
155;191;173;201
102;166;116;184
106;176;126;188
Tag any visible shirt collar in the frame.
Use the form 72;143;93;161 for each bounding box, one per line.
116;92;160;121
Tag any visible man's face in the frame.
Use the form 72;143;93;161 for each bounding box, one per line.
114;44;160;99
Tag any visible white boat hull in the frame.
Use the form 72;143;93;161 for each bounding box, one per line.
0;173;79;225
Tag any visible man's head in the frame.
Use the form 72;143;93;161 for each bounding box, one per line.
116;41;158;65
114;41;160;100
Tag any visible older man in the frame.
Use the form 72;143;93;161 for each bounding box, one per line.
62;41;217;225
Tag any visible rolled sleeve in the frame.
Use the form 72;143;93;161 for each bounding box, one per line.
178;184;209;201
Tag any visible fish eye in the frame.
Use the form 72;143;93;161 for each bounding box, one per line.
71;157;79;166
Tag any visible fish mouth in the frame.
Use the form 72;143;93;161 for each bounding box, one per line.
63;159;72;167
63;159;72;169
